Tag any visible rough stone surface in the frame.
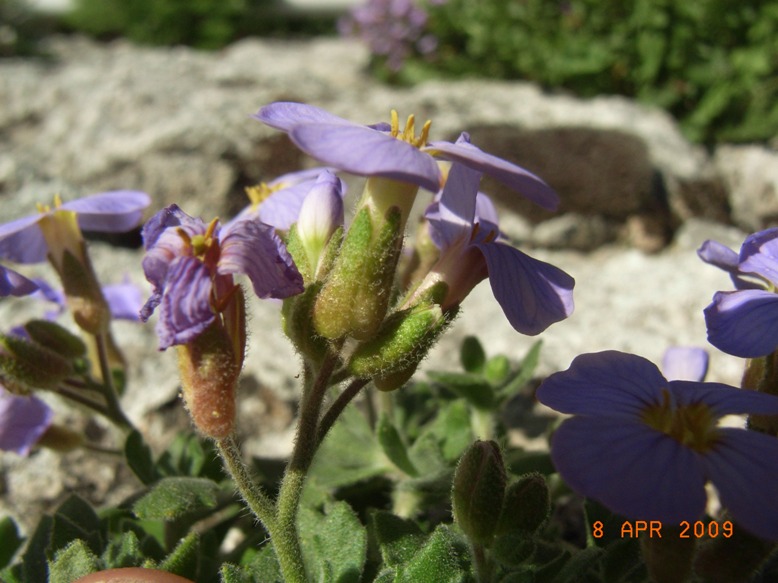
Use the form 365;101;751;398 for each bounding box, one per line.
0;36;770;535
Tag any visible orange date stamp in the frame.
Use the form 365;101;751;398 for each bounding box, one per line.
591;520;734;539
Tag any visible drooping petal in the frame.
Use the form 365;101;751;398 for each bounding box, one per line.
0;265;39;297
426;163;482;249
155;257;214;350
550;416;708;523
63;190;151;233
141;205;204;251
218;219;304;299
0;214;48;264
290;123;441;192
0;388;53;456
536;351;667;418
696;240;759;290
704;290;778;357
425;133;559;211
668;380;778;418
703;428;778;540
738;227;778;287
253;101;354;132
476;242;574;335
661;346;709;382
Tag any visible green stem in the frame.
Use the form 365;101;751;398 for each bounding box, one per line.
472;542;492;583
93;331;134;430
317;378;370;445
54;385;112;417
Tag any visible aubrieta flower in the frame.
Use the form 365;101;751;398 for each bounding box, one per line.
236;168;346;231
140;206;303;350
253;102;558;211
0;190;151;264
699;228;778;357
536;351;778;540
0;385;53;456
661;346;709;382
418;160;574;335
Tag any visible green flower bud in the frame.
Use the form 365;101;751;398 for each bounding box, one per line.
282;281;330;366
452;440;507;546
177;321;240;439
24;320;87;360
496;473;550;535
0;334;73;392
314;206;403;340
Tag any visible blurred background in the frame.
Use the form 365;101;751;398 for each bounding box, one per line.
4;0;778;145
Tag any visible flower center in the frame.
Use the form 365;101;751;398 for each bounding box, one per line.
244;183;277;210
177;218;220;266
35;194;63;214
640;389;719;452
390;110;431;148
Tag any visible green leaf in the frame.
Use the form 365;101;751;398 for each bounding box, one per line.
484;354;511;385
102;530;145;569
396;525;470;583
157;433;208;478
370;511;426;568
22;515;52;583
377;413;418;476
549;547;602;583
48;540;100;583
498;341;542;399
230;544;283;583
158;532;200;579
460;335;486;373
132;477;220;521
0;517;24;569
299;500;367;583
125;430;160;485
221;563;256;583
51;495;103;556
428;371;496;410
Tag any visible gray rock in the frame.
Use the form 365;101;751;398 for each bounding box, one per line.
714;144;778;231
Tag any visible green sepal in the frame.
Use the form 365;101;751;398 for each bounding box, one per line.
496;473;550;535
314;206;402;340
282;281;329;365
47;540;100;583
23;319;87;360
451;440;507;546
0;333;73;391
284;223;313;283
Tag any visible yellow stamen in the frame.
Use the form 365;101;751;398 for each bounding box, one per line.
245;184;274;208
176;228;193;250
388;109;432;148
390;109;400;137
641;389;719;452
53;193;63;208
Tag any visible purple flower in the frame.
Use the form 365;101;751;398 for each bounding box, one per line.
236;168;347;231
661;346;709;382
0;385;53;456
0;191;151;264
0;265;39;297
253;102;559;211
140;206;303;349
699;228;778;357
536;351;778;540
418;161;574;335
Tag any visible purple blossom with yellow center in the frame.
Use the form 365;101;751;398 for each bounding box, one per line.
140;206;303;349
0;191;151;264
698;228;778;357
418;160;574;335
536;350;778;540
0;385;53;456
253;102;558;211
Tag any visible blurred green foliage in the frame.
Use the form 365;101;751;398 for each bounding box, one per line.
420;0;778;144
64;0;336;50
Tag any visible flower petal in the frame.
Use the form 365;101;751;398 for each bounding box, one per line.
427;163;481;249
290;123;441;192
668;380;778;418
661;346;709;382
253;101;353;132
64;190;151;233
0;388;53;456
475;242;574;335
704;290;778;357
536;351;667;417
425;133;559;211
703;428;778;540
103;280;144;322
0;265;39;297
0;214;48;264
219;219;304;299
738;227;778;286
155;257;214;349
697;239;759;290
550;416;707;523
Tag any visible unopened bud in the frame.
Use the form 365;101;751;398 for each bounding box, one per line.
177;322;240;439
314;206;403;340
496;473;550;535
452;440;507;546
24;320;87;360
0;334;73;391
296;171;344;278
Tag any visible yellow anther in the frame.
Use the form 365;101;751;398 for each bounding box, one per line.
36;202;50;214
417;120;432;148
53;193;63;208
204;217;219;240
245;183;274;208
403;114;416;142
176;228;193;249
390;109;400;137
387;109;432;148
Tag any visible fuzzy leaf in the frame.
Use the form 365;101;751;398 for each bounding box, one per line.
428;371;496;410
158;532;200;579
133;477;219;520
460;336;486;373
102;530;145;569
377;413;418;476
48;540;100;583
51;495;102;556
396;525;470;583
125;430;160;485
370;511;426;568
